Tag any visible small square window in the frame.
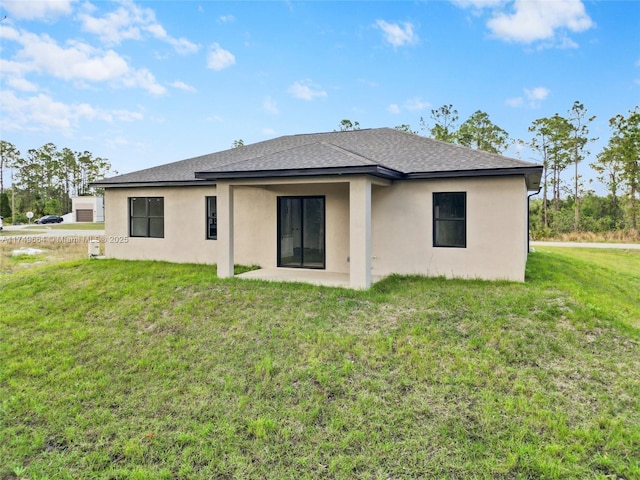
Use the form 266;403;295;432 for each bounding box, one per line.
129;197;164;238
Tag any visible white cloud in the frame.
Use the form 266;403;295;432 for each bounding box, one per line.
404;97;431;111
375;20;419;48
78;3;144;44
451;0;506;10
387;98;430;113
207;43;236;70
0;28;165;95
165;36;199;55
1;0;77;20
507;86;550;108
169;80;197;93
112;110;144;122
2;29;128;81
263;96;279;114
218;15;235;23
145;23;199;55
287;80;327;101
262;128;276;136
122;68;166;95
388;104;401;114
6;76;39;92
0;58;29;77
525;86;550;101
78;1;198;54
0;91;111;132
486;0;594;44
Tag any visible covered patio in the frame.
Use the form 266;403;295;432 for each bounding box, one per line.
212;175;393;290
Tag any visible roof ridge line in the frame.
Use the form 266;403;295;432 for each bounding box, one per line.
200;141;314;171
320;141;378;166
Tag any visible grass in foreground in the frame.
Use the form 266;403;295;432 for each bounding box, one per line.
0;249;638;479
23;222;105;231
0;239;87;275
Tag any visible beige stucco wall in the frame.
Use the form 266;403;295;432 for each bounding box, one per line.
371;176;528;281
104;174;528;282
104;186;218;263
103;183;351;272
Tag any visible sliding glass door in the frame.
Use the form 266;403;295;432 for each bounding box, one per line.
277;196;325;269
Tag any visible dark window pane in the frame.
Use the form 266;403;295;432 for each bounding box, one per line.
435;193;465;219
435;220;465;247
149;218;164;238
131;198;148;217
433;192;466;248
149;198;164;217
207;196;217;239
131;217;148;237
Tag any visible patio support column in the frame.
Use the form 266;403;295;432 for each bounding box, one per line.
217;181;234;279
349;176;372;289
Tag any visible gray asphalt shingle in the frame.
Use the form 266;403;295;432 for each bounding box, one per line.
93;128;539;185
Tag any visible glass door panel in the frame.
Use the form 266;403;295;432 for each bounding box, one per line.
302;198;325;268
278;196;325;269
278;197;302;267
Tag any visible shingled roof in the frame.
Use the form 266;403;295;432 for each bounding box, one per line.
92;128;542;189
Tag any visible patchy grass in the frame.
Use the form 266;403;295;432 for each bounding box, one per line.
536;229;640;244
529;247;640;330
0;249;638;479
0;230;35;237
0;238;88;274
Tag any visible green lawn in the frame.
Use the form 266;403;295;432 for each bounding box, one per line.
24;222;105;231
1;249;638;479
0;223;105;236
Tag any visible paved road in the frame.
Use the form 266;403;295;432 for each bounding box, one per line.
531;241;640;249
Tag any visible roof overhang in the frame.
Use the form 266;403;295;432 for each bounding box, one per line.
407;166;543;192
93;165;543;191
89;180;218;188
524;169;543;192
194;165;405;181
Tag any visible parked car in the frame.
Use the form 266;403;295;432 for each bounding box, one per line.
35;215;64;224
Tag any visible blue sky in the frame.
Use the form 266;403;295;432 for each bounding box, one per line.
0;0;638;194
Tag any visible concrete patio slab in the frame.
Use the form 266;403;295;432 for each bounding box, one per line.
236;268;386;289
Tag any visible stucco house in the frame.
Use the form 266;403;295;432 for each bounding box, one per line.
92;128;542;289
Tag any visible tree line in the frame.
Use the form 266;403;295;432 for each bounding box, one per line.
345;101;639;237
2;103;638;235
0;141;114;223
